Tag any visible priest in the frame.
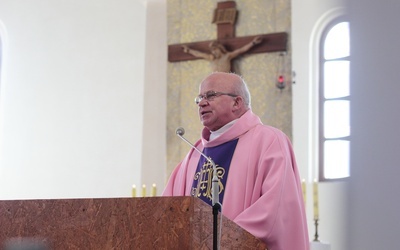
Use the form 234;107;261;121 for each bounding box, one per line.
163;72;309;250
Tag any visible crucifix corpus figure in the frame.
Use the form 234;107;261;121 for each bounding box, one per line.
182;36;262;73
167;1;287;73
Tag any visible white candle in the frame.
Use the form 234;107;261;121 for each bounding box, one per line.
142;184;146;197
301;179;306;205
313;179;319;220
131;185;136;197
151;183;157;197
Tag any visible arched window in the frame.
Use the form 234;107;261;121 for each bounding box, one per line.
319;19;350;181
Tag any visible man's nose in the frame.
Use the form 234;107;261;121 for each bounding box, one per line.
198;98;208;107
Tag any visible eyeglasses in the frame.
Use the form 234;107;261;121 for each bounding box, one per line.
195;90;238;105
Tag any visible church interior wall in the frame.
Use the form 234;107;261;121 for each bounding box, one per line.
346;0;400;248
1;0;399;249
0;0;149;199
292;0;348;249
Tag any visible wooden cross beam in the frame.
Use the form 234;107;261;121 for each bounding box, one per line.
168;32;288;62
168;1;287;63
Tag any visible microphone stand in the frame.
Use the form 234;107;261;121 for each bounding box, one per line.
176;129;221;250
212;172;221;250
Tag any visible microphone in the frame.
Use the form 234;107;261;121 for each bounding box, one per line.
175;127;220;206
176;127;185;136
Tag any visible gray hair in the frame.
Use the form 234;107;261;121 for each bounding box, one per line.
231;73;251;109
201;72;252;109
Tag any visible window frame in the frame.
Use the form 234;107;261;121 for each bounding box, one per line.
318;16;350;182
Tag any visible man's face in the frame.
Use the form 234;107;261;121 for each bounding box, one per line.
197;74;237;131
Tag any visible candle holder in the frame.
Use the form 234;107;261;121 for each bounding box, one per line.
313;218;319;242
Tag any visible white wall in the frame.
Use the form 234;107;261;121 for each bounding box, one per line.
0;0;161;199
292;0;348;249
347;0;400;248
293;0;400;249
141;0;167;191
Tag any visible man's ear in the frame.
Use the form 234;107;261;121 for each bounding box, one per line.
232;96;244;110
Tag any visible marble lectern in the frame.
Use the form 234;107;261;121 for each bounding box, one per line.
0;196;267;249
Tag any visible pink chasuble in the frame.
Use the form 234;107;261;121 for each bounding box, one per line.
163;110;309;250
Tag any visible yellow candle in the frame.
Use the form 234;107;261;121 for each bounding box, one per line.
142;184;146;197
151;183;157;197
301;179;306;205
313;179;319;220
132;185;136;197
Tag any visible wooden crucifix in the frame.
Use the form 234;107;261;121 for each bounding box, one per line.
168;1;288;73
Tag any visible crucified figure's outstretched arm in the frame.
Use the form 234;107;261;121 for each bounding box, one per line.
181;36;262;72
